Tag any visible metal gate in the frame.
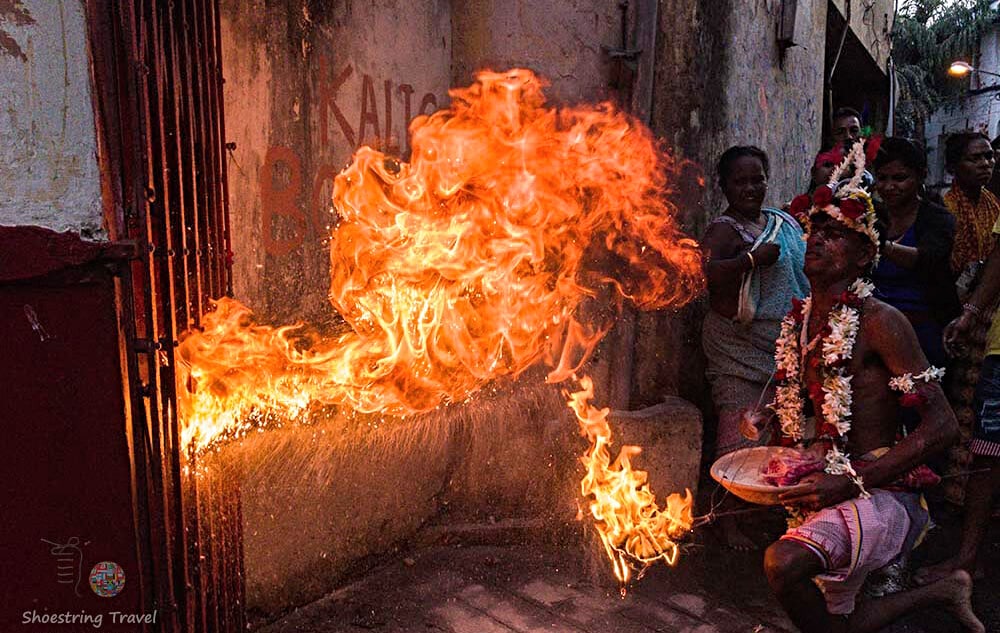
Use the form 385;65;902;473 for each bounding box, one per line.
87;0;242;630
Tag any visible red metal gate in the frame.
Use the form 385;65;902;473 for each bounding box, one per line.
87;0;242;630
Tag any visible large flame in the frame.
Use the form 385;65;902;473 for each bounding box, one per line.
176;68;702;580
178;68;702;450
568;376;693;585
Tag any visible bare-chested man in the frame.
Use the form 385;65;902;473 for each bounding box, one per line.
751;148;983;632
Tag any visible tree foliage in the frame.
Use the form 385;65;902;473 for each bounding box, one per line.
892;0;999;137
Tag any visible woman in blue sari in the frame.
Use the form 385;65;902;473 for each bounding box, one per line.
701;146;810;548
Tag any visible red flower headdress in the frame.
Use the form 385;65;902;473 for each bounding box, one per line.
789;139;880;260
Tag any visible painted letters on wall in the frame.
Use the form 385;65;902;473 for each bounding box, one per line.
261;60;441;257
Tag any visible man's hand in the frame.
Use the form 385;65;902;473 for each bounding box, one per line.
943;311;977;358
738;407;772;441
778;472;859;510
752;243;780;267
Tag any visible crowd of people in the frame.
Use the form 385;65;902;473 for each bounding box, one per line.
700;107;1000;632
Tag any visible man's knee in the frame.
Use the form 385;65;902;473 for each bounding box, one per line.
764;540;822;595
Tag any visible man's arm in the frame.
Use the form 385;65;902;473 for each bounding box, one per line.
858;304;959;489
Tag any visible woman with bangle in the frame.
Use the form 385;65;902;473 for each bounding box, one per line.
701;146;809;548
940;131;1000;504
871;137;961;368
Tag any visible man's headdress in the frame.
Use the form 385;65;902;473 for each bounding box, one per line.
790;138;881;259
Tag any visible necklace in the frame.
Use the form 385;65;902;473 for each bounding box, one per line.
773;279;874;498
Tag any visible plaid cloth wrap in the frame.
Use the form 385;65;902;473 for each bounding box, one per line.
781;489;930;615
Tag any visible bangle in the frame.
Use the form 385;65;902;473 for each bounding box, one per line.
746;251;756;269
963;303;983;318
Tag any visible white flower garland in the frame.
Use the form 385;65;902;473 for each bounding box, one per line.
888;366;946;394
774;313;805;441
772;279;875;499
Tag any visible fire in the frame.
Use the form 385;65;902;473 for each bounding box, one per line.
568;376;693;585
176;68;703;579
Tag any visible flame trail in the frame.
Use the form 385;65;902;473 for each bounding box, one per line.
568;376;694;584
176;68;703;580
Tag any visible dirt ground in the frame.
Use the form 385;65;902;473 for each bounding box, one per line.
254;497;999;633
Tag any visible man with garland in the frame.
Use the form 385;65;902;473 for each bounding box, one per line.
746;141;983;632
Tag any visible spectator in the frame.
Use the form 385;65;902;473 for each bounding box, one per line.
871;137;961;368
941;131;1000;505
916;210;1000;589
810;146;845;193
946;132;1000;279
701;146;809;548
831;106;863;149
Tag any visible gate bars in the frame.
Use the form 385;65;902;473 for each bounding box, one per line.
87;0;242;630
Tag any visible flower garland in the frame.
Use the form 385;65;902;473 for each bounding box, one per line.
888;367;946;408
772;278;875;499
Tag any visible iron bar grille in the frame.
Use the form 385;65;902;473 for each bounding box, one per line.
88;0;241;630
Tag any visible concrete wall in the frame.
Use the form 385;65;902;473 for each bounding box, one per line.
450;0;622;104
652;0;830;225
0;0;103;237
220;0;451;324
218;0;456;616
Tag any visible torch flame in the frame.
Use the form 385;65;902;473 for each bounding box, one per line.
568;376;693;585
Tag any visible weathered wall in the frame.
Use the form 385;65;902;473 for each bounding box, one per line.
227;371;580;617
219;0;457;617
221;0;451;324
925;24;1000;187
0;0;103;236
654;1;819;223
450;0;622;104
830;0;894;71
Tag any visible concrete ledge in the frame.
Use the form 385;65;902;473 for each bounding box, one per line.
608;397;704;502
224;373;702;618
